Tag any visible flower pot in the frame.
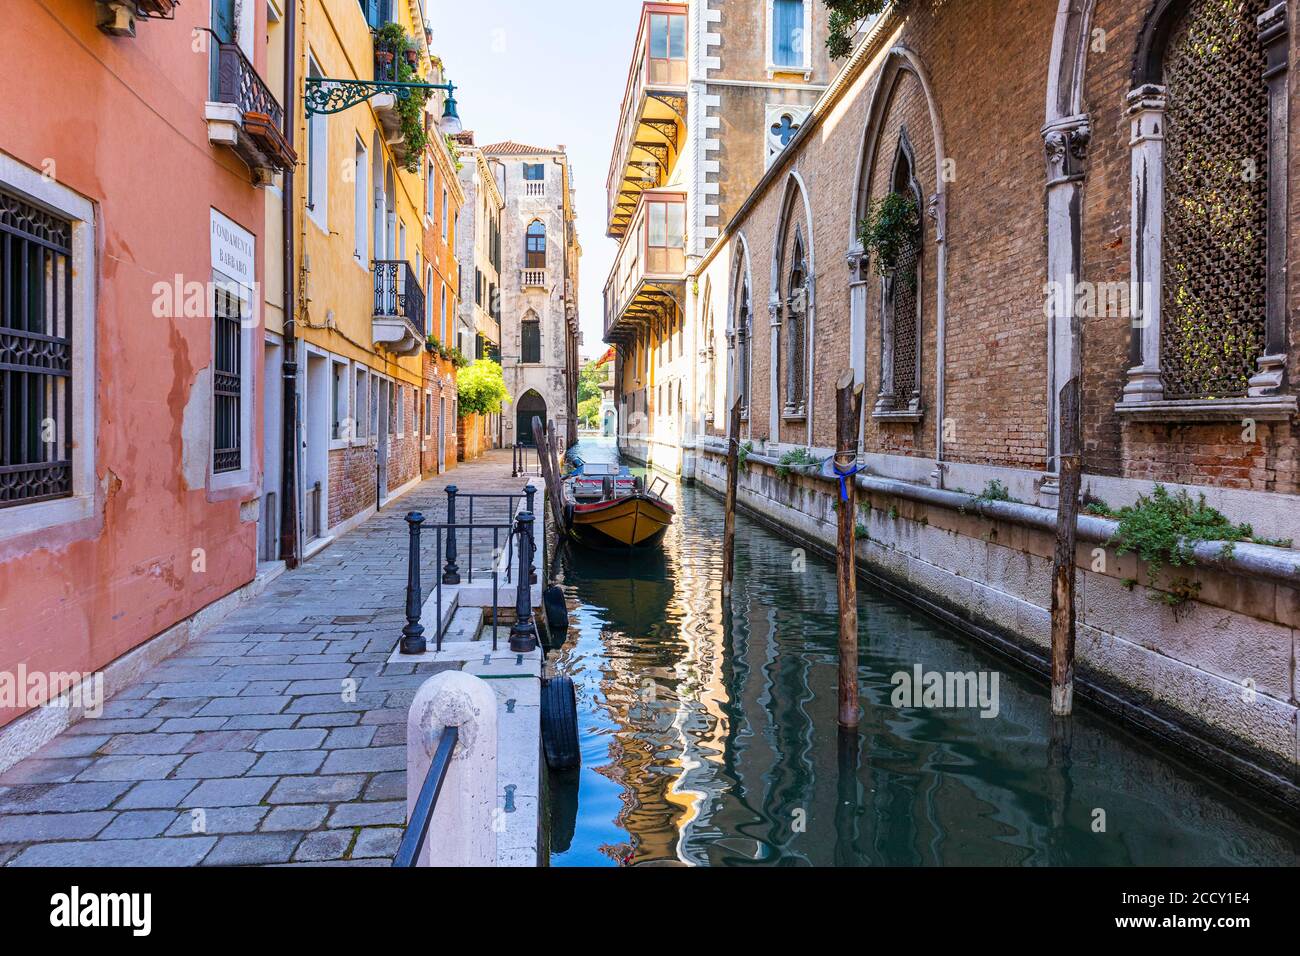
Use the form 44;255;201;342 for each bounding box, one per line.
376;51;394;65
405;49;419;67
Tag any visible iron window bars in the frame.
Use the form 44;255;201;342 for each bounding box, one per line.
0;188;73;509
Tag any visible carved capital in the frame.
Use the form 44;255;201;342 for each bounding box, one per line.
1043;118;1091;183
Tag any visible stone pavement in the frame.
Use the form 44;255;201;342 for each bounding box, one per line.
0;449;536;866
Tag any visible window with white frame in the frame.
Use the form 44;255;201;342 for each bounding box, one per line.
0;180;82;514
353;136;368;262
369;374;379;440
442;188;449;242
331;359;350;441
770;0;808;71
307;54;328;228
426;162;435;217
424;391;433;437
354;366;369;440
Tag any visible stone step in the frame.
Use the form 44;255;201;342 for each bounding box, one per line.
443;605;483;644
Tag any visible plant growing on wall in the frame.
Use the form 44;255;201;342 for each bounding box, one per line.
823;0;905;60
374;23;431;174
858;191;920;279
775;447;818;479
1095;485;1282;602
457;359;511;416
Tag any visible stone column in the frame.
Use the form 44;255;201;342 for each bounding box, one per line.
1249;2;1290;397
768;298;782;441
1122;85;1166;405
847;249;868;446
1042;115;1090;475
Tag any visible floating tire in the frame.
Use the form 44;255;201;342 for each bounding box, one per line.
541;676;580;771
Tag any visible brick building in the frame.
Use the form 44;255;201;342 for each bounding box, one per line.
613;1;1300;802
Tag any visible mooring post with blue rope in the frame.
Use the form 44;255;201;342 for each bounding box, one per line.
833;370;865;729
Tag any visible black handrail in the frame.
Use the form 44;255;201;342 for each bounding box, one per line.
391;725;458;867
399;484;537;655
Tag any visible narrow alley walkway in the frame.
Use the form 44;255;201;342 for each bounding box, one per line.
0;449;535;866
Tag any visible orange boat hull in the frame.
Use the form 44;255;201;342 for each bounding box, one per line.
568;495;673;549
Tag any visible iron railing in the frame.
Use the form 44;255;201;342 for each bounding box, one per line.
373;260;426;335
400;485;538;655
391;724;458;867
214;41;284;130
511;443;542;477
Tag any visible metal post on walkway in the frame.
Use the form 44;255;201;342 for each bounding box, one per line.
401;512;427;655
524;483;536;515
443;485;460;584
509;511;538;653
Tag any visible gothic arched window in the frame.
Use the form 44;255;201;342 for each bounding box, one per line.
784;229;809;415
1122;0;1287;409
873;131;924;419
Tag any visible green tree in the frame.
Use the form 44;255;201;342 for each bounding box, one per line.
577;358;606;404
823;1;899;60
577;395;601;429
457;359;511;416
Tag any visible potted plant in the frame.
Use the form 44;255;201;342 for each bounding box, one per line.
405;47;419;67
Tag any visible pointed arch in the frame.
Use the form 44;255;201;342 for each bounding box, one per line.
847;45;948;457
771;171;816;438
727;232;754;427
700;277;717;425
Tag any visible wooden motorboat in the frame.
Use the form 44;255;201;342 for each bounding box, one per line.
562;462;674;549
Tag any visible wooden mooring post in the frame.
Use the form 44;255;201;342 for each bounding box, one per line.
834;371;865;729
721;397;743;600
1050;377;1081;715
531;416;566;537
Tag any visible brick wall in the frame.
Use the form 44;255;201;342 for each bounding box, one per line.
328;443;376;528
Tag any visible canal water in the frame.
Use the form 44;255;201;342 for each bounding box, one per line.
546;439;1300;866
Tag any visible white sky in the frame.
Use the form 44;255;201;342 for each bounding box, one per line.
426;0;647;360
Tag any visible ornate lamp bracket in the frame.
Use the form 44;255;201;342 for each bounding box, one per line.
305;77;455;116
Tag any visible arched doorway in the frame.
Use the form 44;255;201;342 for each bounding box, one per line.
516;389;546;446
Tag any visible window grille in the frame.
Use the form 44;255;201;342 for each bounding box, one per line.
213;286;242;473
0;189;73;507
1159;0;1269;399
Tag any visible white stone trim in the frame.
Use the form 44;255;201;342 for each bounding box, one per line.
0;153;97;545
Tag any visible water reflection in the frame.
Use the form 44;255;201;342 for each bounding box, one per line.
549;440;1300;866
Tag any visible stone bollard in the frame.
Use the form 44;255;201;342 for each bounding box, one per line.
406;671;498;866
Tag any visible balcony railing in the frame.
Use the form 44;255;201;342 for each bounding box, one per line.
210;41;295;175
521;268;548;290
524;180;546;197
604;190;686;341
374;259;426;335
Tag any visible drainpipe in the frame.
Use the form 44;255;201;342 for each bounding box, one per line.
278;0;300;569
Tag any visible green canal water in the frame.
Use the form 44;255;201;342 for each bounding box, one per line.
545;440;1300;866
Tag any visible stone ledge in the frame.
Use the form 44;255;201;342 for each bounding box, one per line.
1114;396;1298;422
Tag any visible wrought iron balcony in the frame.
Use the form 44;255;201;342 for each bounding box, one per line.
373;259;426;356
206;41;296;183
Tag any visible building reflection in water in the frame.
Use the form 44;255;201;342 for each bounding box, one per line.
549;444;1300;867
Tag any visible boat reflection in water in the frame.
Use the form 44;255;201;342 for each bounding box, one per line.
548;439;1300;866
